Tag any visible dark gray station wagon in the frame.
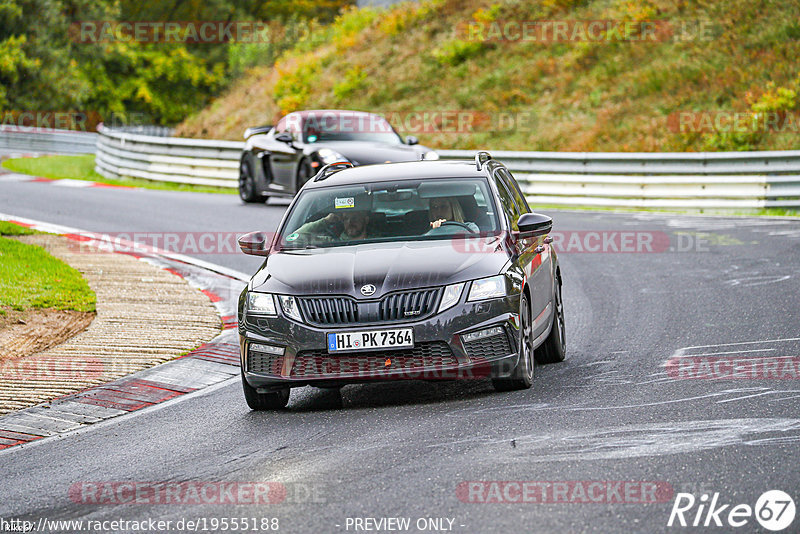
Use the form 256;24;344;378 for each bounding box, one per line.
237;152;565;409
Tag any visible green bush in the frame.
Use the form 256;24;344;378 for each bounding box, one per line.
431;39;484;66
333;66;368;101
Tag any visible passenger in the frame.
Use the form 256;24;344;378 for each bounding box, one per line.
428;197;479;232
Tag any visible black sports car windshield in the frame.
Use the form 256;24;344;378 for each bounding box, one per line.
278;178;500;250
302;115;403;144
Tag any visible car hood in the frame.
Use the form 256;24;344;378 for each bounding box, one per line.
251;238;508;297
312;141;430;165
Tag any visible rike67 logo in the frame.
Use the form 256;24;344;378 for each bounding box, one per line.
668;490;795;531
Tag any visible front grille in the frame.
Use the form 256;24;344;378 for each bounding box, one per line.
297;288;441;326
379;288;439;321
248;350;284;374
291;342;456;377
299;296;359;325
464;333;513;360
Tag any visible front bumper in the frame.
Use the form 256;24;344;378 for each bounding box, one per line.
238;293;522;391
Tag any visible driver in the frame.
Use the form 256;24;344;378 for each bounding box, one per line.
428;197;479;232
290;194;371;243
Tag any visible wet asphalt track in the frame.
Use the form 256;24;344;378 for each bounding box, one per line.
1;180;799;533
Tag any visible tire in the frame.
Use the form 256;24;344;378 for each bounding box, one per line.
296;158;314;192
534;278;566;364
241;371;290;410
492;294;534;392
238;155;268;203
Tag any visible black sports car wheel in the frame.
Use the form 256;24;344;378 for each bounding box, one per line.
239;155;267;203
492;293;534;391
296;158;314;191
535;278;566;364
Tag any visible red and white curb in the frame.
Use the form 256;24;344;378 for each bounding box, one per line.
0;152;43;160
0;214;249;452
0;171;132;189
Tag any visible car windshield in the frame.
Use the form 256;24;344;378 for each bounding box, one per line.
302;114;403;144
278;178;500;250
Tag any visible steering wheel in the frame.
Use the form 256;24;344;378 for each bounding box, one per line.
316;222;342;241
426;221;477;235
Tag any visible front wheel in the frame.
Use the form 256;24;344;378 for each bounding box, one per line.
492;294;533;391
535;279;566;364
296;158;314;192
241;371;290;410
239;155;268;203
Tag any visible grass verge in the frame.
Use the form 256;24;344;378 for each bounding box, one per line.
1;154;237;195
0;224;96;313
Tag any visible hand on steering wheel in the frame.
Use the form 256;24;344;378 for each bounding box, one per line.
436;221;475;231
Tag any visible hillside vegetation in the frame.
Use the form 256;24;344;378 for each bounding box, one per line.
0;0;351;127
176;0;800;152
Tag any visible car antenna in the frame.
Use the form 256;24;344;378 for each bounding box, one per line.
313;161;355;181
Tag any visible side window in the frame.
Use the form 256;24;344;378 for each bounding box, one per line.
494;178;520;230
499;169;530;214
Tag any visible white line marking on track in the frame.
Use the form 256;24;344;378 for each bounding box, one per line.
50;179;94;187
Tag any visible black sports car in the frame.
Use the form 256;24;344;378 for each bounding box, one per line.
238;109;439;202
236;152;565;409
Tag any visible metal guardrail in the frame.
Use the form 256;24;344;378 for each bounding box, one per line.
437;150;800;209
0;126;97;154
95;125;242;188
6;125;798;209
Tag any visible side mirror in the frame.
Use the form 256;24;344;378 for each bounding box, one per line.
405;135;419;145
238;231;270;256
517;212;552;237
275;131;294;144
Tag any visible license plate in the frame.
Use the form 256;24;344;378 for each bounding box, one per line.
327;328;413;353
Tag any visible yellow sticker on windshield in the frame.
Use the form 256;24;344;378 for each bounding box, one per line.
335;197;355;209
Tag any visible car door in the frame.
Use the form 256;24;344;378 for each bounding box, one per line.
268;115;303;190
496;169;553;339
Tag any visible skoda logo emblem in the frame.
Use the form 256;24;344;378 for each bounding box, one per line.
360;284;376;296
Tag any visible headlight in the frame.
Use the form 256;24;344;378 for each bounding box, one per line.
278;295;302;322
423;151;440;160
468;275;507;301
438;283;465;313
317;148;349;165
247;292;277;316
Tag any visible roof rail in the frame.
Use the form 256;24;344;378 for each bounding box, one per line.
475;151;492;171
313;161;354;182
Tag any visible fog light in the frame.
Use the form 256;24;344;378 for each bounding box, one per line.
249;343;285;355
462;326;505;343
